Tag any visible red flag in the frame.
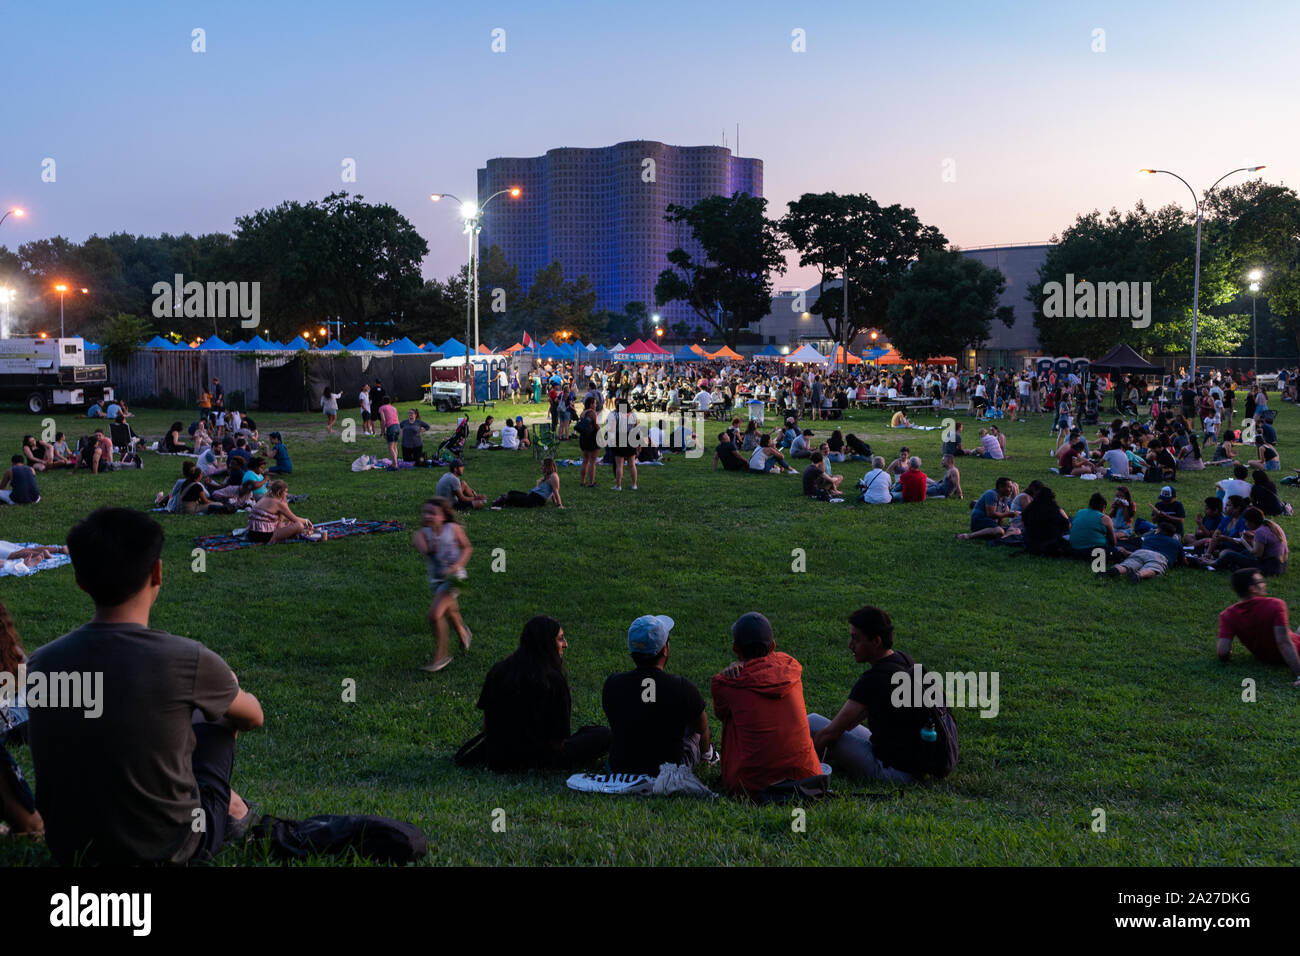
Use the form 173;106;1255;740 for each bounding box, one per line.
522;332;534;348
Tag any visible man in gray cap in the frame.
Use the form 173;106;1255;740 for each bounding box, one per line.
601;616;713;775
711;612;822;797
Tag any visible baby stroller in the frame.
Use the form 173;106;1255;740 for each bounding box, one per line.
436;416;469;462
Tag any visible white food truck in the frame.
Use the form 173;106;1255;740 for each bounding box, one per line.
0;337;113;413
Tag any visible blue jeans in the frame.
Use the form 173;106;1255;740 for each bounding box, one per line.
807;713;915;784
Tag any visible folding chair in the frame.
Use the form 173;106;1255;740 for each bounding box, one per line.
532;423;558;462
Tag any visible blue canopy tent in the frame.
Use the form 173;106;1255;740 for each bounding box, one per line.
284;336;311;350
388;337;423;354
265;340;290;351
229;340;251;350
245;334;274;350
197;336;233;350
143;335;178;349
754;345;782;360
673;346;703;362
438;337;467;357
318;340;346;351
345;337;379;351
538;340;568;359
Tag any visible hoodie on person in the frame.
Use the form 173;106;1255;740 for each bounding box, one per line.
711;651;823;796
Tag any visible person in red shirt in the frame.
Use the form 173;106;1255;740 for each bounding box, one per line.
894;456;928;503
711;612;823;797
1217;569;1300;686
1056;440;1096;477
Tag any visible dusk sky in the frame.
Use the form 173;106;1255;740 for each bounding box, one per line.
2;0;1294;290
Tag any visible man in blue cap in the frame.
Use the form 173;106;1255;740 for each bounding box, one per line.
601;615;714;775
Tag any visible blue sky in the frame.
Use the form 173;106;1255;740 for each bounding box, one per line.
2;0;1294;288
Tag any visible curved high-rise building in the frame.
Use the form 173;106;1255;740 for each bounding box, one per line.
477;141;762;332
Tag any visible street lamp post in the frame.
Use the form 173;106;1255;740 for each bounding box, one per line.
0;207;24;229
55;284;67;338
1248;269;1263;375
1140;165;1265;383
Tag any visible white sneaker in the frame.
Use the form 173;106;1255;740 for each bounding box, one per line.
631;485;637;491
612;485;621;491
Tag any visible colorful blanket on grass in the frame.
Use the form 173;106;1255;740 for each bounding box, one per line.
0;544;71;577
193;519;404;552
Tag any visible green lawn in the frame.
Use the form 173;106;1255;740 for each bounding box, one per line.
1;398;1297;866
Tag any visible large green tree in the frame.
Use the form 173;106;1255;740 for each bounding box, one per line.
654;193;787;346
782;192;947;350
1029;201;1246;357
886;251;1013;360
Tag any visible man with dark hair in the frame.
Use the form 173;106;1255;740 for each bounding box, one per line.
0;455;40;504
713;431;747;471
808;606;941;783
26;508;263;865
601;615;713;774
1216;570;1300;686
211;377;224;411
1106;521;1186;582
801;452;841;501
435;459;486;510
711;612;822;797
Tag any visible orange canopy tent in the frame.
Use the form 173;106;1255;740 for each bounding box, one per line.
832;345;862;365
707;344;743;361
477;344;492;354
875;348;907;365
926;355;958;365
689;343;708;356
503;342;525;353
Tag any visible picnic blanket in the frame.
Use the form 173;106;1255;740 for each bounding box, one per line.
193;519;404;552
0;544;71;578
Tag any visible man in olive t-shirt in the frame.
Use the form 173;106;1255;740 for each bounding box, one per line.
26;508;264;865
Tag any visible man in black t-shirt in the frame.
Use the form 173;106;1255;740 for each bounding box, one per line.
807;605;934;783
801;453;838;500
602;615;713;775
714;432;747;471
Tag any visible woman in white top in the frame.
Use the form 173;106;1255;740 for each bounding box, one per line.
321;389;339;434
501;421;519;450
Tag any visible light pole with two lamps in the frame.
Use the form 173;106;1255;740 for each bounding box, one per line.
1139;165;1266;382
431;187;521;400
1248;269;1263;375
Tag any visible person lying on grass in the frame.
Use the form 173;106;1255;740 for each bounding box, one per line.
1100;521;1186;583
491;457;564;510
809;605;950;784
245;480;314;544
958;477;1017;541
0;541;67;564
1215;569;1300;688
475;615;610;772
414;497;472;673
26;507;264;864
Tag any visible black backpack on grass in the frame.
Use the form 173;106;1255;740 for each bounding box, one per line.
250;814;427;865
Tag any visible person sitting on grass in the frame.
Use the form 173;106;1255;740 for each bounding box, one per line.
475;615;611;772
197;442;228;483
1177;432;1205;471
749;433;796;474
1144;439;1178;483
26;507;263;865
808;605;950;784
602;615;714;775
925;454;963;500
1102;521;1186;583
714;431;748;471
1208;431;1239;465
711;612;823;799
891;456;928;503
857;456;893;504
1056;440;1097;476
843;432;872;462
476;415;504;450
245;480;314;544
887;446;911;478
1150;485;1186;537
20;435;50;472
491;457;564;510
1216;569;1300;687
1203;507;1289;576
0;456;39;505
414;497;472;673
0;602;44;838
501;418;519;450
1068;492;1117;558
1188;496;1226;547
958;476;1016;541
802;453;843;502
824;429;846;463
75;429;115;474
941;421;966;457
790;429;815;459
174;461;220;515
889;409;913;428
162;421;191;454
435;459;487;511
740;419;762;453
50;432;77;467
266;432;292;474
1249;469;1292;517
1020;483;1072;556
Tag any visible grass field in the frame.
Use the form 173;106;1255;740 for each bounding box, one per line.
2;397;1298;866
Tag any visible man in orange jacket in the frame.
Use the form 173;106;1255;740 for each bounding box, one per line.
711;612;823;797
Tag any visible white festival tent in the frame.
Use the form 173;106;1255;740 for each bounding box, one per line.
783;344;830;364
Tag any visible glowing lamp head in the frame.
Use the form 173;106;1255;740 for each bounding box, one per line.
1250;282;1260;292
1248;269;1263;282
509;187;521;198
10;208;23;218
54;284;67;293
460;201;478;219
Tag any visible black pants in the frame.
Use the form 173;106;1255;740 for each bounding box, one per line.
502;490;546;508
189;721;237;863
558;726;613;768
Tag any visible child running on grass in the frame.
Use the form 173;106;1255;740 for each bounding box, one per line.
414;497;472;673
